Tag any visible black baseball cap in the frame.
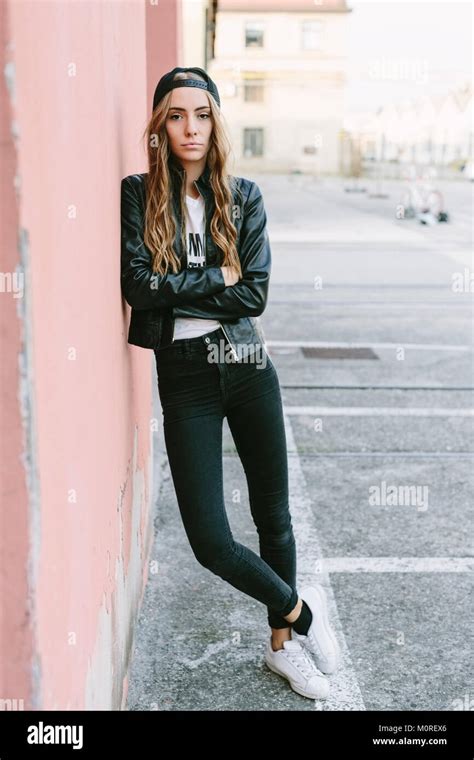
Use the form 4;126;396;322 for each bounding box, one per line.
152;66;221;111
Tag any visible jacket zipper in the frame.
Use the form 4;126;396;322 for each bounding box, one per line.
218;321;239;362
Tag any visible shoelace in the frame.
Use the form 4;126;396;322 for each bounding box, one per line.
286;645;323;679
306;628;324;657
293;626;324;657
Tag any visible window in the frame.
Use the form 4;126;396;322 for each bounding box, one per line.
301;20;323;50
243;128;264;157
245;22;264;48
244;80;264;102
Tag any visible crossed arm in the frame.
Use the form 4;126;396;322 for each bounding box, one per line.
121;176;226;310
120;175;271;318
172;181;271;320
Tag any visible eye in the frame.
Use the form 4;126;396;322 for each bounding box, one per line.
168;112;210;120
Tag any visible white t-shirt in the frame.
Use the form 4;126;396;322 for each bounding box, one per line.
173;193;221;341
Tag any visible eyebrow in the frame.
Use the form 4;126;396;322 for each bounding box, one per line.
168;106;210;112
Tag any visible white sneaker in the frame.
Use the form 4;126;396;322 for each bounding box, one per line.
264;637;329;700
291;584;341;674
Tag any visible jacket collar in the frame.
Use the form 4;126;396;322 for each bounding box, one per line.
169;159;212;198
195;163;212;192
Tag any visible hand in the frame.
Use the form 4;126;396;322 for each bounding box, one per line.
220;266;240;287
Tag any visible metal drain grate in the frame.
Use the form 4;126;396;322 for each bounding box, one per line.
301;347;379;360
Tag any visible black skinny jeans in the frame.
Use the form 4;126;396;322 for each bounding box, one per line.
154;326;299;629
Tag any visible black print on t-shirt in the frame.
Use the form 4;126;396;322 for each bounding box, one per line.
187;232;206;268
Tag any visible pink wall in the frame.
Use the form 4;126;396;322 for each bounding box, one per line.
0;0;33;713
147;0;182;113
0;0;181;710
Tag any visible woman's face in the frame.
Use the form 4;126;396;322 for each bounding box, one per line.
165;86;213;165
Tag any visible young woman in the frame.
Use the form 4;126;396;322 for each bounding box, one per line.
121;66;341;701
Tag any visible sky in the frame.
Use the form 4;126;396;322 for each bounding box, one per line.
346;0;472;113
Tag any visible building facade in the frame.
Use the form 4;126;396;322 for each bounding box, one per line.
210;0;352;175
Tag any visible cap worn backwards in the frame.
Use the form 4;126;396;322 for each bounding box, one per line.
152;66;221;111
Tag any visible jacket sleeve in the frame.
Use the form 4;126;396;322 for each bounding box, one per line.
171;181;271;320
121;176;227;310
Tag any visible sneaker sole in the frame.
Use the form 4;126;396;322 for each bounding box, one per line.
302;584;341;673
264;657;329;700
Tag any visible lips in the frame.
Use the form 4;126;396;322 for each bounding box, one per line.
182;143;202;147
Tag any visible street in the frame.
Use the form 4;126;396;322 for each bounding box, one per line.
127;174;473;711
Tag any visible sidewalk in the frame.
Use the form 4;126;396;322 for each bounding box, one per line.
126;175;473;711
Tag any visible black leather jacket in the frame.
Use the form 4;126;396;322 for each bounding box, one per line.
120;162;271;360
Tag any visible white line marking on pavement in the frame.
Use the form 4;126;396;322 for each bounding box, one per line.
180;639;231;669
268;231;426;243
268;340;472;352
319;558;474;573
272;302;471;310
284;407;474;417
441;248;474;268
284;414;366;711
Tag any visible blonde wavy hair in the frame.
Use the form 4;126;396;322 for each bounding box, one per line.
140;70;243;277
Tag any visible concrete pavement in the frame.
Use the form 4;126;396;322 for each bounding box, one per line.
126;174;473;711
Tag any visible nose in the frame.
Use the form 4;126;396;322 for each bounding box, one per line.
185;117;198;136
